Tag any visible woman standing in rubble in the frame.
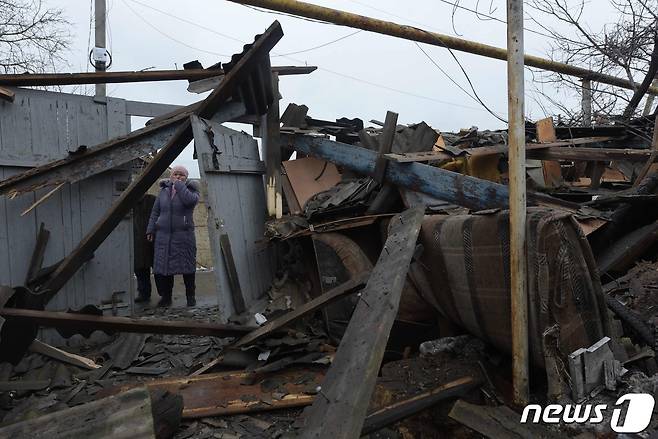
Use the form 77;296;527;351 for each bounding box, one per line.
146;165;200;307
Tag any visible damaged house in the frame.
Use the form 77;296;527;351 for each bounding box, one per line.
0;2;656;438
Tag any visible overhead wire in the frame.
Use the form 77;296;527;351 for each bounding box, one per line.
413;42;478;107
435;0;558;40
416;30;508;123
273;30;363;56
341;0;509;122
121;0;233;58
120;0;511;118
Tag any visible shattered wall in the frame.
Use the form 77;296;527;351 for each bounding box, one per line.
0;88;134;318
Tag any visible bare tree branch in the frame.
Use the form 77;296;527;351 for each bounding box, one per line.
0;0;71;74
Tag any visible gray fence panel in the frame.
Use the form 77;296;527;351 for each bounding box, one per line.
0;89;133;321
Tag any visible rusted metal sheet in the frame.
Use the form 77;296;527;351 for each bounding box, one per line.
102;368;325;418
296;207;425;438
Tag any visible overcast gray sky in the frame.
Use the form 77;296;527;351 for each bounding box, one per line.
50;0;618;176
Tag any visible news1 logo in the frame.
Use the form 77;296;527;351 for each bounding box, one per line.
520;393;655;433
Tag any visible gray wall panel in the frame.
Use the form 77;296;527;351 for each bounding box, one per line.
0;88;133;323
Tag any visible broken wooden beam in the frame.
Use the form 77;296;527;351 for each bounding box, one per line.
373;111;398;183
0;308;254;338
28;339;101;370
597;220;658;274
449;399;562;439
25;223;50;284
527;146;657;163
219;234;247;315
290;135;580;211
361;376;483;435
0;112;203;198
296;207;425;438
33;22;284;299
233;271;370;348
101;368;324;418
0;387;180;438
0;66;316;87
604;295;655;347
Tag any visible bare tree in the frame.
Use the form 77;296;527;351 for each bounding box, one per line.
0;0;71;74
525;0;658;122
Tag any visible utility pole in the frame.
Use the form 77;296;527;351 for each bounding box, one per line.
94;0;107;98
582;79;592;126
507;0;529;407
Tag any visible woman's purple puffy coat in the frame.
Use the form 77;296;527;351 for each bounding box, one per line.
146;179;200;275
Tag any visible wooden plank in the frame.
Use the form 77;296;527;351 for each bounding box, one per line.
297;207;425;438
263;72;283;218
373;111;398;183
25;222;49;284
35;22;283;300
449;399;561;439
527;146;656;162
0;308;255;337
535;117;557;143
535;117;562;188
233;271;370;348
361;376;482;435
187;66;316;94
219;234;246;315
0;66;316;87
124;100;183;117
28;339;101;369
597;220;658;274
0;387;159;438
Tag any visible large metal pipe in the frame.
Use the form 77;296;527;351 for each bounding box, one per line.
507;0;529;406
226;0;658;95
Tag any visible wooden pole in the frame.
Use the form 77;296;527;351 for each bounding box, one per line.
507;0;529;407
225;0;658;95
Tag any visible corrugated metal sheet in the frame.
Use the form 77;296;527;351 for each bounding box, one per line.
0;89;134;323
191;116;274;319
